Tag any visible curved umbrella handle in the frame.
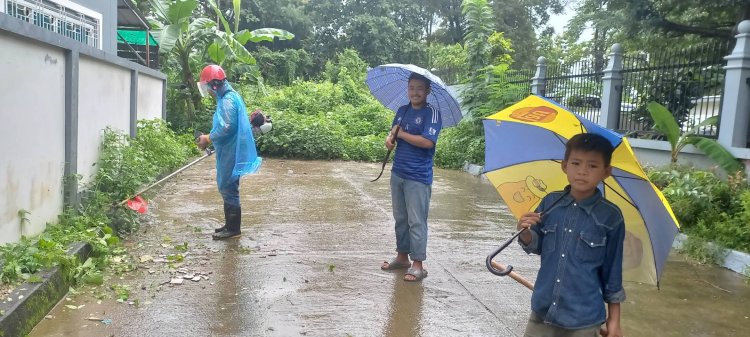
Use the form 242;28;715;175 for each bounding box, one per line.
371;126;400;182
486;256;514;276
490;261;535;290
486;228;526;276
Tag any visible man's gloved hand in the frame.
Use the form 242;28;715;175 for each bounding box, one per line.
197;134;211;150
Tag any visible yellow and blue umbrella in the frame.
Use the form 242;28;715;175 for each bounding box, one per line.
483;95;680;286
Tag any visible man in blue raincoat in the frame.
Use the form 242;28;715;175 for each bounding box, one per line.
196;64;262;240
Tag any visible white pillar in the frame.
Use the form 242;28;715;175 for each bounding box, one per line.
531;57;547;96
719;20;750;148
600;44;624;130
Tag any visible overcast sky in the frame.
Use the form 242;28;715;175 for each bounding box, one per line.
549;7;572;35
547;5;593;41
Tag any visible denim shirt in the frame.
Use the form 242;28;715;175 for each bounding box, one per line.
520;186;626;329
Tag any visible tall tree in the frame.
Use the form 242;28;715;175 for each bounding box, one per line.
611;0;750;39
240;0;312;50
485;0;568;68
566;0;750;57
464;0;495;73
435;0;466;44
490;0;537;69
148;0;292;126
302;0;430;70
559;0;618;70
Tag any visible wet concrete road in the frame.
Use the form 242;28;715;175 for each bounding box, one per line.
30;159;750;336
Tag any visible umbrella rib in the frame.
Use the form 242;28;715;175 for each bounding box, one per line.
609;174;645;180
602;181;637;209
370;78;408;96
484;159;562;173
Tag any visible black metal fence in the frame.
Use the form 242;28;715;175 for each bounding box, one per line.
543;60;605;124
493;42;730;137
117;42;160;69
619;41;730;137
431;67;466;86
495;68;535;102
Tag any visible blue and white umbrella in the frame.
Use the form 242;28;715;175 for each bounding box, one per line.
365;64;463;128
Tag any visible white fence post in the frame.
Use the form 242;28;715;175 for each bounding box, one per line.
600;44;624;130
531;56;547;96
719;20;750;148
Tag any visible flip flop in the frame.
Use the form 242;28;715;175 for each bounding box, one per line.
381;258;411;270
404;267;428;282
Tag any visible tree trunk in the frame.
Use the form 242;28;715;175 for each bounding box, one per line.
177;49;200;125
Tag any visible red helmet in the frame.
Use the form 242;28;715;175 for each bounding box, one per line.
199;64;226;83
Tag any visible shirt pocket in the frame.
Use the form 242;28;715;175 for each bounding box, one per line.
576;230;607;264
540;224;557;254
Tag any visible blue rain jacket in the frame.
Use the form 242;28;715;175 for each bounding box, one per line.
209;83;262;191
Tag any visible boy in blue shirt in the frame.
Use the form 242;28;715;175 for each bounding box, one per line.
380;73;442;282
517;133;625;337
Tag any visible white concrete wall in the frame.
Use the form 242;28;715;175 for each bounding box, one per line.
629;138;750;180
137;73;163;121
1;12;167;245
628;139;717;169
76;56;132;185
0;33;66;244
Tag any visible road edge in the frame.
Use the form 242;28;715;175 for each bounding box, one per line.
0;242;92;337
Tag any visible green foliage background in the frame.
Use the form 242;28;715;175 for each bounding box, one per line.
649;167;750;253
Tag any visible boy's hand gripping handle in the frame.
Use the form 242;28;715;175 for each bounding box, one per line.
371;126;400;182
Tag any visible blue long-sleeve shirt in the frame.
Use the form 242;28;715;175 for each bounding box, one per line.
520;186;626;329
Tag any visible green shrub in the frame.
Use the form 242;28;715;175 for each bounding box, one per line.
0;121;196;286
255;110;347;160
647;167;738;230
244;72;393;162
648;166;749;254
264;81;346;116
95;120;198;202
694;190;750;252
329;102;392;137
435;122;485;169
343;134;388;162
255;47;313;86
678;235;727;265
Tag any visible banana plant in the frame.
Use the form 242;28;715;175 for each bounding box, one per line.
148;0;216;123
205;0;294;81
647;101;743;175
148;0;294;125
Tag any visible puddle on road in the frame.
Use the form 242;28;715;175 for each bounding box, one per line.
623;254;750;337
382;271;425;337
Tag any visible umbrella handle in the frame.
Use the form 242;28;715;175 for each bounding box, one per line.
486;228;527;276
486;191;569;276
371;126;400;182
490;261;534;290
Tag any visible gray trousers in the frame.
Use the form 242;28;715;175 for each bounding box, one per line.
390;173;431;261
524;312;601;337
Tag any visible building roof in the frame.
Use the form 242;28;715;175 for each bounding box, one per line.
117;0;150;29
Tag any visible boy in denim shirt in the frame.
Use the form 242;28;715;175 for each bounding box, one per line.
517;133;625;337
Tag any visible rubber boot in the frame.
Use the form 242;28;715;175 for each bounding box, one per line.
214;203;230;233
212;205;241;240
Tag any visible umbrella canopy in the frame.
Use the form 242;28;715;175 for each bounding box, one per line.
483;95;680;286
365;64;462;127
